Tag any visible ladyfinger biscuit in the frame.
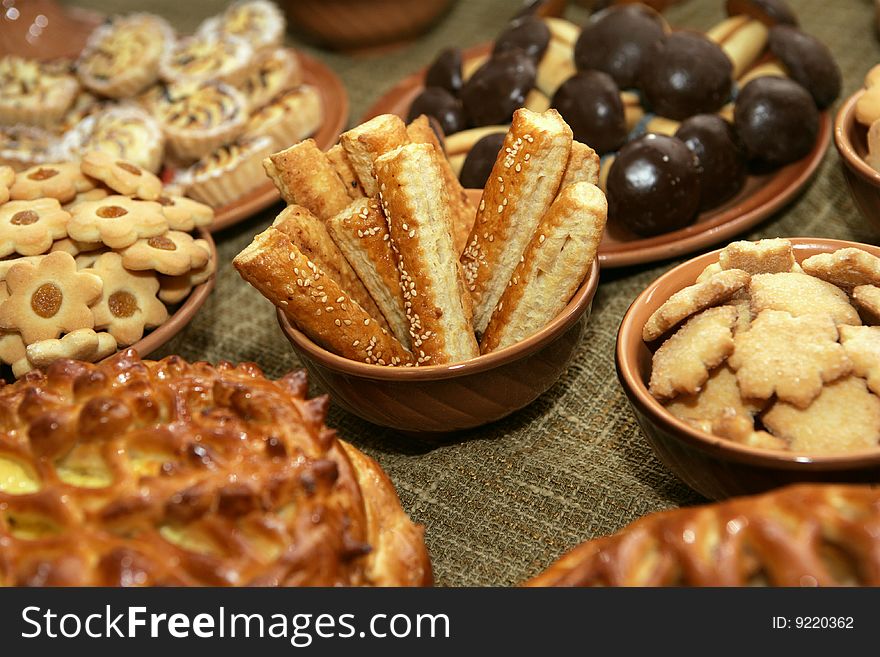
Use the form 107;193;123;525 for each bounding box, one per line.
375;142;479;365
707;16;769;79
271;204;388;330
340;114;410;197
326;198;410;348
234;227;412;366
461;108;573;334
327;144;364;200
481;182;606;353
262;139;351;220
407;114;476;256
560;141;600;188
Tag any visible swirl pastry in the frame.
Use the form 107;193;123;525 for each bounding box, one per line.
77;14;174;99
151;81;248;162
243;84;322;149
0;351;431;586
0;125;58;171
198;0;286;54
180;135;274;207
239;48;303;110
0;56;79;127
160;33;256;87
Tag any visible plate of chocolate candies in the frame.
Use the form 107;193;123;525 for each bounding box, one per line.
364;0;835;268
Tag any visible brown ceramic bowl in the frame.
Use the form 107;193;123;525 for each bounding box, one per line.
616;237;880;500
278;256;600;434
834;88;880;233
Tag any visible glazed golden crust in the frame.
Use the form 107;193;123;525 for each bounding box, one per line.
560;141;600;188
327;144;365;200
526;484;880;587
233;227;412;366
0;350;430;586
340;114;410;197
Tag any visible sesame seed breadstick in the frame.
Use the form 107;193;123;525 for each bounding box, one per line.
375;142;479;365
262;139;351;220
326;198;410;348
407;114;477;256
560;141;600;188
234;227;413;366
340;114;410;197
461;108;573;334
272;204;389;331
327;144;364;200
480;182;607;353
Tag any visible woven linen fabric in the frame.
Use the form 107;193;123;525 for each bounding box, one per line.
65;0;879;586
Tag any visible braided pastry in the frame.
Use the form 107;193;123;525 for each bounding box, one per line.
0;350;431;587
526;484;880;586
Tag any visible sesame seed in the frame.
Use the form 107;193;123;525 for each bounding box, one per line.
334;319;341;326
539;234;545;243
409;229;415;238
336;296;345;303
364;319;370;325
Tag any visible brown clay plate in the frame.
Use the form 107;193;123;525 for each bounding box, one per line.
364;42;831;268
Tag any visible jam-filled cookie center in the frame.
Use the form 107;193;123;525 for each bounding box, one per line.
147;236;177;251
28;167;58;181
97;205;128;218
10;210;38;226
31;283;63;318
108;291;138;318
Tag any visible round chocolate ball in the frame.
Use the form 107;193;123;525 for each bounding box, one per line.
725;0;798;26
459;132;506;189
768;25;840;109
551;71;626;154
493;16;551;64
734;76;818;167
606;133;701;236
675;114;747;211
573;4;666;88
408;87;467;136
461;50;536;127
638;32;733;121
425;48;463;94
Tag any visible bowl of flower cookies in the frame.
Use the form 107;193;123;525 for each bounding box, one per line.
0;151;216;379
0;1;348;232
617;237;880;500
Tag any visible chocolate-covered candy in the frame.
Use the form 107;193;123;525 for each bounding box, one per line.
768;25;840;109
734;76;818;167
574;4;666;88
551;71;626;154
459;132;506;189
408;86;467;136
493;16;551;64
461;50;536;127
425;48;463;94
726;0;798;26
675;114;747;211
638;32;733;121
606;133;701;236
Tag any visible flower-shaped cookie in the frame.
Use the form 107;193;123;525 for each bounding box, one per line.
68;195;167;249
0;198;70;257
158;240;215;304
155;195;214;231
64;187;109;211
80;150;163;201
50;237;103;256
119;230;210;276
10;161;94;203
26;328;117;368
0;251;102;343
0;165;13;204
90;252;168;346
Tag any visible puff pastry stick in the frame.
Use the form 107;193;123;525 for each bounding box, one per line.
407;114;476;256
375;143;479;365
327;144;364;200
461;108;573;334
272;204;388;331
481;182;606;353
262;139;351;220
326;198;410;348
234;228;412;366
560;141;600;188
340;114;410;197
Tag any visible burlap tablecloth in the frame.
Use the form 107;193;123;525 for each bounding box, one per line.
64;0;880;586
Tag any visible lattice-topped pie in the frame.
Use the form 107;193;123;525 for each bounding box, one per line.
0;56;79;127
160;33;256;87
0;351;432;586
198;0;286;55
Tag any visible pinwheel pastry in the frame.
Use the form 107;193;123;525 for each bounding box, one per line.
0;56;79;127
526;484;880;586
0;351;432;586
197;0;286;55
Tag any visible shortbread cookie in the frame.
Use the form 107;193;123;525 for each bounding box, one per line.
696;262;723;283
119;231;210;276
0;256;42;281
80;151;162;201
157;243;215;305
649;306;737;401
763;376;880;453
0;198;70;257
666;364;761;433
642;269;750;342
49;237;103;256
155;195;214;231
25;328;117;368
90;252;168;346
0;330;26;367
713;411;787;450
801;248;880;289
718;238;795;274
75;249;107;270
0;251;102;343
64;187;110;211
0;165;13;203
729;310;852;408
68;195;167;249
10;162;93;203
749;272;861;326
838;325;880;395
852;285;880;324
